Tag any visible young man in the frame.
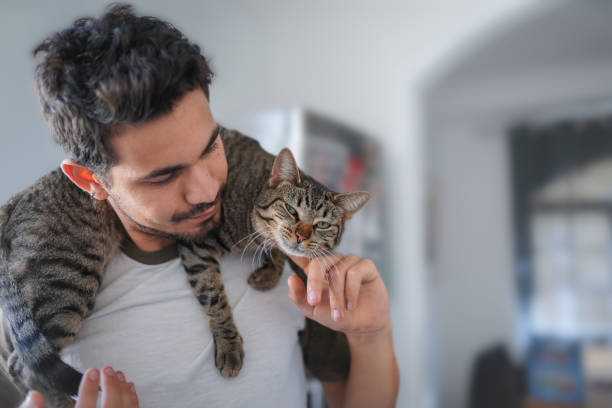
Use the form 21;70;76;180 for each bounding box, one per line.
7;4;398;407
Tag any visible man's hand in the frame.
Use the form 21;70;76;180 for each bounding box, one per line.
288;254;399;408
287;254;391;340
19;366;139;408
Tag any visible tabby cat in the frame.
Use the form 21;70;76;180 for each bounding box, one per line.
0;127;370;406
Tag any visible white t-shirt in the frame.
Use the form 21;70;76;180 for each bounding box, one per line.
61;246;308;408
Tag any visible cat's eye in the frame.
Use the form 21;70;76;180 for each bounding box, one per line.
315;221;331;229
285;202;298;217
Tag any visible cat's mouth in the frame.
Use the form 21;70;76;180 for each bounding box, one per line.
267;237;308;258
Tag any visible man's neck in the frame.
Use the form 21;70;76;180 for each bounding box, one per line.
107;198;177;252
122;226;176;252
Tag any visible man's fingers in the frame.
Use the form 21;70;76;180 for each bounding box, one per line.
327;255;360;321
126;382;139;407
304;261;324;306
75;368;100;408
288;255;324;305
287;275;313;319
100;366;122;408
305;254;344;306
288;255;309;270
345;258;378;311
289;253;374;322
345;266;360;311
65;366;139;408
116;371;130;406
116;371;139;408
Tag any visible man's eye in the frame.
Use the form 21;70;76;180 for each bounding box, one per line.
315;221;331;229
148;173;175;185
285;202;297;217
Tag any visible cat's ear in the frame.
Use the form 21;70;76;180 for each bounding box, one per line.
333;191;370;221
269;148;301;188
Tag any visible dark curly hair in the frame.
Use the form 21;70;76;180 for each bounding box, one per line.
33;3;214;179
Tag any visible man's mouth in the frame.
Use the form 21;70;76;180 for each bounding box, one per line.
189;204;217;221
172;183;226;223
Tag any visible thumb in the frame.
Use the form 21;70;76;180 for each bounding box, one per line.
287;275;313;319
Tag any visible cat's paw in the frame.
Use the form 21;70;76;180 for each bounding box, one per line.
248;265;281;291
213;333;244;378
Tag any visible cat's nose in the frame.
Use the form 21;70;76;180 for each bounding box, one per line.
296;229;311;243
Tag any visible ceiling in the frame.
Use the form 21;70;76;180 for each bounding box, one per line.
434;1;612;88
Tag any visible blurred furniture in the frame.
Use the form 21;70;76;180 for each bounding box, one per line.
468;344;524;408
526;338;585;405
524;398;583;408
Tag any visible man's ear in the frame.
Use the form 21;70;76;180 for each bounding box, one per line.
60;159;108;200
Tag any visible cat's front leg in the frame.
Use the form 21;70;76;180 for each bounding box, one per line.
248;247;285;291
7;351;28;394
40;389;75;408
178;241;244;378
7;353;74;408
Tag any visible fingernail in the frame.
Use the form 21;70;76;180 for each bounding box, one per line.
129;383;136;393
104;366;114;376
116;371;125;382
88;369;99;381
347;301;354;310
308;291;318;304
333;309;341;321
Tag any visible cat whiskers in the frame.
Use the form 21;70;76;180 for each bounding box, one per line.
245;227;275;268
238;231;266;263
315;255;335;292
311;248;338;291
254;240;267;267
233;230;262;250
236;229;273;264
252;236;275;268
321;248;344;292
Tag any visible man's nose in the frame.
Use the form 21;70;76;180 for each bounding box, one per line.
184;162;219;204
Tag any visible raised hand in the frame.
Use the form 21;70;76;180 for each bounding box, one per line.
287;254;391;339
19;366;139;408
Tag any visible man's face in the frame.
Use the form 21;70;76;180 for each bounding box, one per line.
102;88;227;249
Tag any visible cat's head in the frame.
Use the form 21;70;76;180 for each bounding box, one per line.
251;148;370;259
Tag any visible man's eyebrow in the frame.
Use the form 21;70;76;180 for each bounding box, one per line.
138;125;220;181
202;124;221;156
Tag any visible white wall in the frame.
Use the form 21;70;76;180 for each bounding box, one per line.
427;118;518;408
1;1;540;406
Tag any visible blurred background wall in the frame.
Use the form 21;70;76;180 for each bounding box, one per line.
425;2;612;407
5;1;612;407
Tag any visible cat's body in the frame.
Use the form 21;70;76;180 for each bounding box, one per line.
0;128;369;407
0;168;121;401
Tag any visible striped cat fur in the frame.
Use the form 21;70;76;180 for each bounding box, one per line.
0;128;370;406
